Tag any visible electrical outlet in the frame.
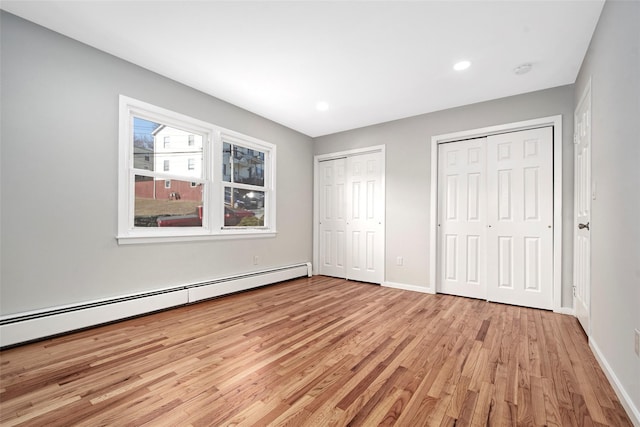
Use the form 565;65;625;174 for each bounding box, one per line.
635;329;640;357
396;256;403;266
253;255;259;265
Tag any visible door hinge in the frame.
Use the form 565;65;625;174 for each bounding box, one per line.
572;285;576;297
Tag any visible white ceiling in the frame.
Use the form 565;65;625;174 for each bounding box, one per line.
1;1;604;137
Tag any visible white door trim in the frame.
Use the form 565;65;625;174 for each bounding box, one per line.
313;145;386;279
429;116;563;312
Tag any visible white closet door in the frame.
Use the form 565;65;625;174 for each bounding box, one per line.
486;127;553;310
437;138;487;299
346;152;384;284
318;151;384;284
318;158;347;278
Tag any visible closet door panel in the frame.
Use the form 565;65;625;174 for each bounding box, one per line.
437;138;487;299
486;127;553;309
346;152;384;283
318;158;347;278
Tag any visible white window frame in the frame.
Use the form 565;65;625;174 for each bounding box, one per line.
118;95;277;244
222;134;272;229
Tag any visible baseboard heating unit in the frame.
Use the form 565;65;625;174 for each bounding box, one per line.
0;262;312;348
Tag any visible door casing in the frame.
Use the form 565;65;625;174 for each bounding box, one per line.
430;116;564;312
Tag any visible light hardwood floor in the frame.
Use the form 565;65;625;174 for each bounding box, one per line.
0;276;632;426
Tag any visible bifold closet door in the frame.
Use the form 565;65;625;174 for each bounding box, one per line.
486;127;553;310
318;158;347;278
437;138;487;299
438;127;553;310
318;153;384;284
345;152;384;284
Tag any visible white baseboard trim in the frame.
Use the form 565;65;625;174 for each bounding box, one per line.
0;262;311;348
188;263;310;302
0;290;189;349
383;281;435;294
590;338;640;426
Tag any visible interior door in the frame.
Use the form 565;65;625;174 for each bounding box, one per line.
437;138;487;299
318;158;347;278
486;127;554;310
574;87;591;334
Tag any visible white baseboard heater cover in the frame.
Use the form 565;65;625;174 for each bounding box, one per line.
0;263;312;348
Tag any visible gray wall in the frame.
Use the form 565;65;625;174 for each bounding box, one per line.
0;12;314;314
314;85;575;307
574;0;640;415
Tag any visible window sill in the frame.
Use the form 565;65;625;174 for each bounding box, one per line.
116;230;277;245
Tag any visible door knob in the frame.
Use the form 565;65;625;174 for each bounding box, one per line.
578;222;590;230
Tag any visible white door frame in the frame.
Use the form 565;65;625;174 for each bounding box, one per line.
429;116;563;312
313;145;386;279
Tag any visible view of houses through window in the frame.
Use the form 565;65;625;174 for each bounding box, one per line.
133;118;204;227
222;142;266;227
131;116;269;229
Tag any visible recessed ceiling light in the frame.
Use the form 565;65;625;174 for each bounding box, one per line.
453;60;471;71
513;63;533;75
316;101;329;112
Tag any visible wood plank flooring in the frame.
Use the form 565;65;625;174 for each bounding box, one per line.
0;276;632;426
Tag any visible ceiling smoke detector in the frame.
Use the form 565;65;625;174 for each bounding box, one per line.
513;63;533;75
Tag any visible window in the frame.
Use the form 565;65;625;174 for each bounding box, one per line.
223;141;266;227
118;95;276;243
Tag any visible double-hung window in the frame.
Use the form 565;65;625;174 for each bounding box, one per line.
118;95;276;243
222;138;268;227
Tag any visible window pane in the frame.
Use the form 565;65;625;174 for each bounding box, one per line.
134;175;203;227
222;143;265;185
133;117;203;179
223;142;232;182
133;117;158;171
224;186;265;227
233;145;264;186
